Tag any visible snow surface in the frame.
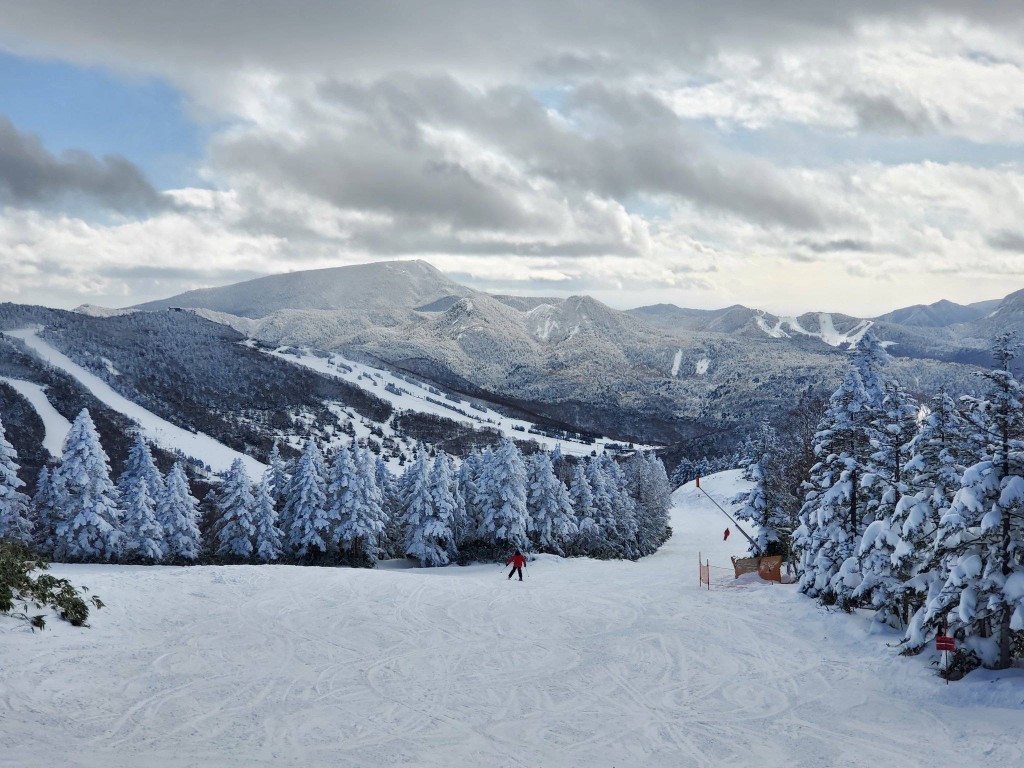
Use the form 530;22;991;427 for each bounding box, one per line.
671;348;683;377
695;356;710;375
768;314;874;347
5;328;266;477
3;470;1021;767
0;376;72;457
267;346;645;456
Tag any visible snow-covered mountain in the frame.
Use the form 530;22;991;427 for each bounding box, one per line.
3;260;1008;477
114;260;983;450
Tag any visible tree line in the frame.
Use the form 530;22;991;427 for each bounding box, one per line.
0;409;674;570
732;333;1024;673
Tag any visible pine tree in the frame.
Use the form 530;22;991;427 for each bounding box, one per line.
586;457;622;556
119;468;164;562
852;380;921;627
252;471;284;562
333;445;388;563
429;452;460;559
923;336;1024;669
895;390;968;649
281;440;331;559
0;415;33;544
31;466;58;553
732;420;790;557
794;364;881;604
627;452;673;555
51;409;123;562
526;451;577;556
459;450;485;546
601;454;640;559
118;434;165;562
477;440;530;552
376;456;402;558
266;442;290;507
215;459;257;560
569;461;611;557
158;463;202;562
120;433;164;508
402;452;452;567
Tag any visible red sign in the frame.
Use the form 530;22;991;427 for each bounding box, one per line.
935;636;956;652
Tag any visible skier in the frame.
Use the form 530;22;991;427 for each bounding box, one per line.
506;550;527;581
723;528;731;541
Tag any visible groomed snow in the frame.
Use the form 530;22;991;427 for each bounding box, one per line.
267;346;646;456
5;328;266;477
2;470;1021;767
0;376;72;457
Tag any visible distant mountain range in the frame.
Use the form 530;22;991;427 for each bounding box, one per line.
0;260;1014;479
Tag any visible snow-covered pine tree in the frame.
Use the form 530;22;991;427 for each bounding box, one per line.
333;445;388;564
526;451;577;556
118;434;165;562
585;456;622;557
923;336;1024;669
601;454;640;559
31;466;58;552
51;409;123;562
429;452;460;559
633;453;673;554
119;466;164;562
444;453;469;550
402;452;451;567
794;363;881;604
375;456;403;558
477;440;530;553
252;471;284;562
281;440;331;559
214;459;257;560
120;433;164;506
568;461;611;557
266;442;290;507
459;450;485;547
0;415;33;544
732;419;790;557
851;379;921;627
895;390;969;649
158;462;202;562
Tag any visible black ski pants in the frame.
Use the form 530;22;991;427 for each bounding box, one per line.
508;566;523;580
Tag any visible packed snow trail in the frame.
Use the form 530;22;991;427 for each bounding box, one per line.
0;376;71;457
4;328;266;476
2;471;1021;768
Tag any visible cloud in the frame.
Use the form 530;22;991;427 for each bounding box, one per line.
0;116;170;213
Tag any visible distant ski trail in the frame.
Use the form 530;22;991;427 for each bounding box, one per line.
2;471;1021;767
0;376;72;456
5;327;266;476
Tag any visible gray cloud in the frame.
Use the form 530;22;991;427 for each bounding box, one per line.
988;230;1024;252
841;91;949;135
2;2;1022;85
213;74;831;252
0;116;168;213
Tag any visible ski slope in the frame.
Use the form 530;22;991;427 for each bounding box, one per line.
4;328;266;477
265;345;646;456
2;471;1021;767
0;376;72;457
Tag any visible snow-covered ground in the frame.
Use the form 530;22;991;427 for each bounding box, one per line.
2;471;1021;767
266;346;646;456
0;376;72;457
5;328;266;476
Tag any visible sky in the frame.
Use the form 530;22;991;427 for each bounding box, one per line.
1;2;1024;316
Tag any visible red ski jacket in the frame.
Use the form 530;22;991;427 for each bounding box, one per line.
506;553;527;568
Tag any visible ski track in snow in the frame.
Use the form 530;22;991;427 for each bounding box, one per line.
2;471;1021;768
0;376;72;457
266;346;645;456
4;328;266;477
